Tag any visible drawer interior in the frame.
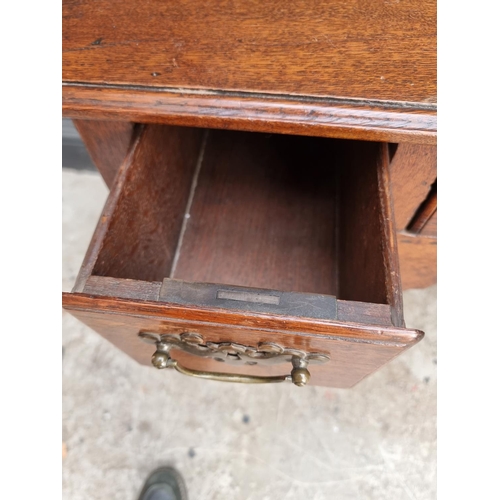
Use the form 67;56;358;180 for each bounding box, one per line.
79;125;399;315
69;123;407;337
63;123;422;388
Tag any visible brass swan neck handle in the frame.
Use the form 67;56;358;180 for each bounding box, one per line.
139;332;330;387
151;344;311;386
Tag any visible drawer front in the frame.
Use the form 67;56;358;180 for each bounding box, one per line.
63;123;423;388
63;292;421;389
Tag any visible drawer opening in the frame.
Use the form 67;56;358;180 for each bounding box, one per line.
76;124;403;326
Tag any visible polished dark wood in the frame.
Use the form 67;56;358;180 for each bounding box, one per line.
63;86;436;145
62;0;436;143
72;119;135;188
63;0;436;103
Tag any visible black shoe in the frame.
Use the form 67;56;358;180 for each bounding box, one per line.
137;467;188;500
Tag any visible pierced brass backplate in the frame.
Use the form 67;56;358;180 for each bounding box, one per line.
139;332;330;387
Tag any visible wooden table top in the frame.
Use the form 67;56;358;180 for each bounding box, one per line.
63;0;436;143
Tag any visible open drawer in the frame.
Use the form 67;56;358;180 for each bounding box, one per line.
62;124;423;388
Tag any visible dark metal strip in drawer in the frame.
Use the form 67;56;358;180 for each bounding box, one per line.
159;279;337;320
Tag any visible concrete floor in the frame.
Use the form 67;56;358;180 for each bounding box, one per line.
62;169;436;500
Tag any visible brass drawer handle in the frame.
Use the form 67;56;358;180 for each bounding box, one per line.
152;348;311;386
139;332;330;387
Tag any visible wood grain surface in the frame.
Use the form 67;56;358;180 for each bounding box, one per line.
62;86;436;145
92;125;204;282
336;140;404;325
174;131;339;295
62;292;423;388
81;125;399;307
82;275;394;327
397;233;437;290
337;141;387;306
72;119;135;187
62;0;436;142
389;144;437;231
64;122;430;387
408;182;437;236
73;124;204;291
63;0;436;104
419;211;437;237
389;144;437;288
72;125;145;292
377;144;405;327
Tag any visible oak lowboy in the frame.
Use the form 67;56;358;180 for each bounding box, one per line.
62;0;436;388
